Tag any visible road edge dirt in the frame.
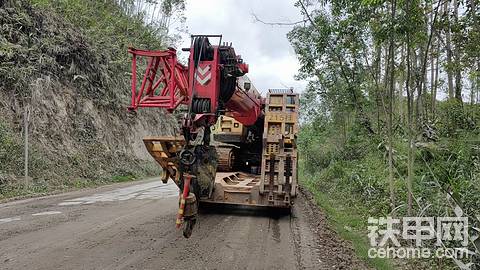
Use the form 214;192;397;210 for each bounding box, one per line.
293;186;371;270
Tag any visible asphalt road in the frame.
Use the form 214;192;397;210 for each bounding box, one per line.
0;178;366;270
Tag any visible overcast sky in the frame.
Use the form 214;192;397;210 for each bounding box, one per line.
176;0;307;94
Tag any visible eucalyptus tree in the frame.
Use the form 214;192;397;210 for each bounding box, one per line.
288;0;403;210
115;0;185;43
288;0;376;131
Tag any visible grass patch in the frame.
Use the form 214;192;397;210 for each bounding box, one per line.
300;167;395;270
110;174;137;183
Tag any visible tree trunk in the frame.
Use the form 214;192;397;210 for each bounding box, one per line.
399;44;405;125
430;2;435;119
405;0;414;216
387;0;397;210
432;40;440;117
471;0;479;105
453;0;462;102
445;0;455;99
471;75;476;106
375;44;382;131
407;52;414;216
416;47;424;121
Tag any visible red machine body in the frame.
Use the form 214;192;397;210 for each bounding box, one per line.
128;35;263;129
127;35;274;238
128;48;189;111
225;86;262;126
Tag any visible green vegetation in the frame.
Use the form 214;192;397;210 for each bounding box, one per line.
299;109;480;268
0;114;158;200
1;0;165;103
289;0;480;268
0;0;182;199
301;164;395;270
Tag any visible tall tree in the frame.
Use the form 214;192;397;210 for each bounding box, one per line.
387;0;396;209
453;0;463;102
444;0;455;99
405;8;414;215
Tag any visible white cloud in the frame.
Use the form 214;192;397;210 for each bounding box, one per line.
177;0;307;94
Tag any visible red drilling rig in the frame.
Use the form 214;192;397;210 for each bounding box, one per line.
128;35;299;237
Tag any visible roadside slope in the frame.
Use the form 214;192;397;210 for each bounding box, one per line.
0;0;176;197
